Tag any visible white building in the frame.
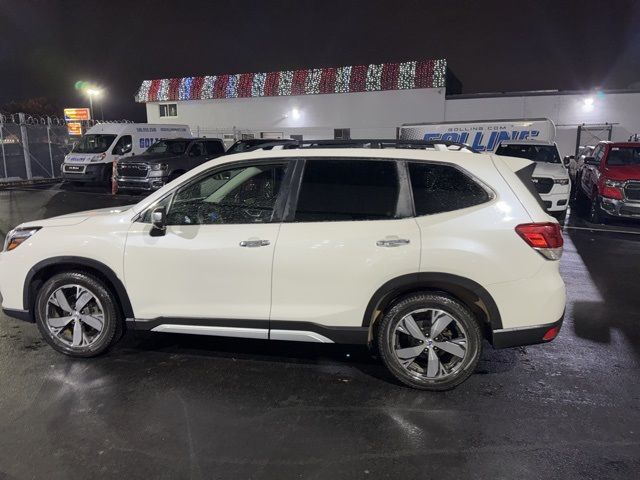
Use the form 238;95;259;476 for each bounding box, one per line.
135;58;640;156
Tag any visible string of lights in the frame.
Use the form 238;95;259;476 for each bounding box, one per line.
135;59;447;102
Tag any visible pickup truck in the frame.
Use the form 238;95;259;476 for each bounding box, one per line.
116;138;225;191
575;141;640;223
495;140;571;221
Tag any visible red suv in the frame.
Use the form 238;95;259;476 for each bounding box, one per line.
575;141;640;222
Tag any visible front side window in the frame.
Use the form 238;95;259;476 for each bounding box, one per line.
165;163;287;225
294;159;399;222
159;104;178;117
206;141;225;155
409;162;490;216
606;146;640;166
72;134;117;154
112;135;132;155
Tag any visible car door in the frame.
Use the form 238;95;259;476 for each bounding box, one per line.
185;141;206;170
581;145;604;196
124;160;291;326
270;157;421;333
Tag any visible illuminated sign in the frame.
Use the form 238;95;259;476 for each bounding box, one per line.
64;108;91;121
67;122;83;136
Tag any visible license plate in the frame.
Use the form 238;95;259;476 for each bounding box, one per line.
65;165;83;172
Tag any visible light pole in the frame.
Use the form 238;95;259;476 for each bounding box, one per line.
86;88;103;120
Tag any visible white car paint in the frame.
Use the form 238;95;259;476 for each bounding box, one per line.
0;148;565;344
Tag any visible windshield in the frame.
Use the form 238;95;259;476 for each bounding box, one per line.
607;146;640;166
72;134;117;154
146;140;189;155
495;144;561;164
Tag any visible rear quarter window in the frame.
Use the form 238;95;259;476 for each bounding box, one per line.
409;162;490;215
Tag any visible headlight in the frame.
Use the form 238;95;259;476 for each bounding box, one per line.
553;178;570;185
150;163;169;171
604;179;624;188
90;153;106;163
3;227;41;252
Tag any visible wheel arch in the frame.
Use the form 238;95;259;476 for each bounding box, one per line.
363;272;502;337
23;256;134;321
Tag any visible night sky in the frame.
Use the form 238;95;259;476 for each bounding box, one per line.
1;0;639;121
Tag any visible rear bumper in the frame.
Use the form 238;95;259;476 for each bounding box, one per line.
601;197;640;219
492;312;564;349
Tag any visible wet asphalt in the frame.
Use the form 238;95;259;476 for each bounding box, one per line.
0;184;639;480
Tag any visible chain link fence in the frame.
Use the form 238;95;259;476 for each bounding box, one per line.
0;113;134;182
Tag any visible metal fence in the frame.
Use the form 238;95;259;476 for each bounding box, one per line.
0;113;72;180
0;114;134;182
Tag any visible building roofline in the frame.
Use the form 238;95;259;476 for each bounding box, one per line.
446;88;640;100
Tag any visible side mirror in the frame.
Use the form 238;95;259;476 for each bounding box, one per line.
562;156;572;168
151;206;167;233
584;156;598;166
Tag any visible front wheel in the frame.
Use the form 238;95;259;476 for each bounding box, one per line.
35;272;123;357
589;194;606;224
378;293;482;391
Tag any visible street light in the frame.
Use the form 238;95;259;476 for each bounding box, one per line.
86;88;103;120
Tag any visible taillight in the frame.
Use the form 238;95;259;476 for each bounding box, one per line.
515;223;563;260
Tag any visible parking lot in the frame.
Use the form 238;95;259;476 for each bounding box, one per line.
0;183;637;480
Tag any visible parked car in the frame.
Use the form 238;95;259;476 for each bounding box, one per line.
62;123;191;185
0;143;565;391
495;140;571;221
116;138;225;191
568;145;595;184
575;141;640;222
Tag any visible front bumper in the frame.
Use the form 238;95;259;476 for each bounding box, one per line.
61;163;109;182
601;197;640;219
540;190;570;212
116;176;167;191
492;312;564;349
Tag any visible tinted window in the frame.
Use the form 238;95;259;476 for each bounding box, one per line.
146;140;188;155
294;159;399;222
206;141;225;155
409;163;490;216
607;146;640;166
495;144;561;164
166;163;286;225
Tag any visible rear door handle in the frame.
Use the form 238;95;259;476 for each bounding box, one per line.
376;238;410;247
239;239;270;248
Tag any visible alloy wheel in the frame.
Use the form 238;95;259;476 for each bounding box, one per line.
45;284;105;348
392;308;468;380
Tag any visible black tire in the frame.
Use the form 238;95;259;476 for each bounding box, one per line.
168;170;185;182
589;193;606;224
35;271;123;357
377;293;482;391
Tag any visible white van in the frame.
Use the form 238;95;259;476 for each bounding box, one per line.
61;123;191;184
399;119;570;220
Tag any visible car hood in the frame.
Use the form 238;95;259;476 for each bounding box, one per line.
20;205;134;228
532;162;568;179
120;153;182;164
603;164;640;181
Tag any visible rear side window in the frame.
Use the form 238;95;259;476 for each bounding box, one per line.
409;163;490;215
294;159;399;222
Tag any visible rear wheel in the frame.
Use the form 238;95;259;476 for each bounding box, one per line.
35;272;123;357
377;293;482;391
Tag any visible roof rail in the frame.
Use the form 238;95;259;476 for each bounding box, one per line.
246;139;479;153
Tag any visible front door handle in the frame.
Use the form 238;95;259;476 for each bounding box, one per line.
376;238;410;247
239;239;270;248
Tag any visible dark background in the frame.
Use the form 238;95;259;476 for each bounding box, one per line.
1;0;639;121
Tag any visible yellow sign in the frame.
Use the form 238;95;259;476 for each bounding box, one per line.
67;122;83;136
64;108;91;121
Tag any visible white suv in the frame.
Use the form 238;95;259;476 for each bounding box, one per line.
0;143;566;390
